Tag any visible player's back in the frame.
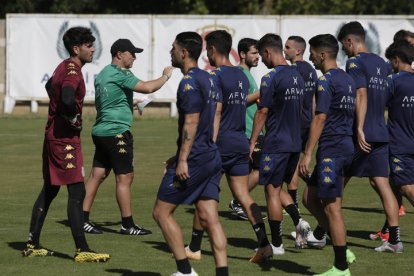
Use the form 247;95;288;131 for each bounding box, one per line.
213;66;250;154
346;53;391;142
176;67;217;158
294;60;317;129
387;71;414;154
260;65;304;153
45;60;85;141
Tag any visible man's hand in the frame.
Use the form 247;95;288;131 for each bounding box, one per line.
176;160;189;181
64;114;82;131
249;141;256;161
357;129;371;153
299;154;312;178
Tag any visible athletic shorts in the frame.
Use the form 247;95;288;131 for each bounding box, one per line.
92;130;134;174
347;142;389;177
250;135;264;170
157;150;222;205
221;153;250;176
259;152;300;187
308;155;353;198
390;154;414;186
42;138;84;186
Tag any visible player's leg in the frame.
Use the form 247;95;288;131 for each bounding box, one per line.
400;184;414;206
22;183;60;257
195;198;228;274
83;167;109;234
286;164;300;208
265;184;284;250
186;210;204;260
68;182;110;262
153;199;195;274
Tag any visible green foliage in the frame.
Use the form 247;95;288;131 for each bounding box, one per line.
2;0;414;18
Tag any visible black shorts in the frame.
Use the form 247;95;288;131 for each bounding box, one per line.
92;130;134;174
250;135;264;170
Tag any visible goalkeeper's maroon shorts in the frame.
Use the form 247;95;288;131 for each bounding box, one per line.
42;138;84;186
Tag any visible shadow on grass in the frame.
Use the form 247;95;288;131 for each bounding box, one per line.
256;259;313;275
106;269;161;275
143;241;172;254
227;237;257;250
342;206;384;214
56;219;121;234
7;241;73;260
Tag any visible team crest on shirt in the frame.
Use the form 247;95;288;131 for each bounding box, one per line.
117;140;126;146
65;145;75;151
322;158;333;163
116;134;124;138
323;166;332;173
67;70;78;76
264;155;271;162
394;165;403;172
318;85;325;92
183;75;192;79
393;158;401;163
66;163;76;169
67;62;76;69
119;148;127;154
348;63;357;69
209;71;216;76
65;153;75;160
319;76;326;81
263;165;270;171
323;176;332;183
184;84;194;91
261;80;268;87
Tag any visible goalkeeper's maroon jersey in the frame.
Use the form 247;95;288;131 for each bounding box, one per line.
44;59;86;142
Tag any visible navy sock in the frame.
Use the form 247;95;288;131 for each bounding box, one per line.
176;258;191;274
216;266;229;276
388;226;400;244
189;228;204;252
288;189;298;208
333;245;348;271
253;223;269;247
313;225;327;240
268;220;282;247
121;216;135;228
285;203;301;226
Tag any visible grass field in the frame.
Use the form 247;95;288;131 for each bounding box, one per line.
0;116;413;276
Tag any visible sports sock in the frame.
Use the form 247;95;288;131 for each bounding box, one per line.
83;211;90;222
268;220;283;247
333;245;348;271
189;228;204;252
288;189;298;208
388;226;401;244
122;216;135;228
216;266;229;276
67;182;89;251
313;225;327;240
28;183;60;246
284;204;300;226
252;223;269;247
176;258;191;274
381;220;389;234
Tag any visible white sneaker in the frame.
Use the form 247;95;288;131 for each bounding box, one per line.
270;243;285;255
374;241;403;253
291;230;326;249
295;219;311;248
170;268;198;276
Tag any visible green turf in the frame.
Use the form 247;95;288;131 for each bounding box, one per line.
0;116;412;275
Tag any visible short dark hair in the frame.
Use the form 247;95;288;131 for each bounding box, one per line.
237;38;258;56
287;35;306;53
385;40;414;65
257;33;283;53
205;30;232;56
63;27;95;56
309;34;339;58
175;32;203;60
393;29;414;42
337;21;365;41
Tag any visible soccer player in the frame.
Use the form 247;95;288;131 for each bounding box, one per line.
153;31;227;276
337;21;403;253
22;27;110;262
249;33;306;261
382;40;414;251
228;37;262;221
184;30;271;264
82;39;173;235
299;34;356;276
